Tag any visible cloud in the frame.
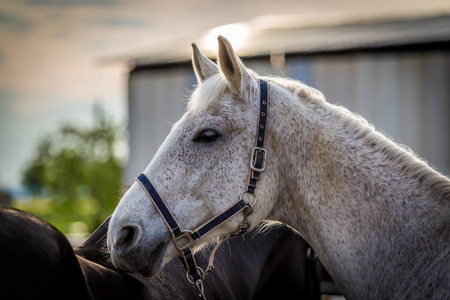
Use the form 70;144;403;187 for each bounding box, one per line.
0;11;31;32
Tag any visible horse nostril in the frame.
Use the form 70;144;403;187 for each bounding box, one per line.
115;224;143;256
122;227;136;244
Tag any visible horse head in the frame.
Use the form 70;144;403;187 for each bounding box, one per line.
107;36;280;276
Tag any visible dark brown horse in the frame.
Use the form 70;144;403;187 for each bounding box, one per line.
0;205;320;299
0;206;92;300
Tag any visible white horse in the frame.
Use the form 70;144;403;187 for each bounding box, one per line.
108;36;450;299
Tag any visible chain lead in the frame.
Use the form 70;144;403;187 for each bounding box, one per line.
196;279;206;299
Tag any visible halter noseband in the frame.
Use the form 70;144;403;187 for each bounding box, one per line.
135;79;269;298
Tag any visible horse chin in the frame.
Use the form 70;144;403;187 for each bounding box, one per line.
137;241;167;277
110;241;167;277
138;258;164;277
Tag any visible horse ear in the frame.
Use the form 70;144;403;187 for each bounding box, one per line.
191;43;219;83
217;35;251;95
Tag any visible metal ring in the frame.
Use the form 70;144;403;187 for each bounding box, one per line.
186;266;205;284
239;190;257;206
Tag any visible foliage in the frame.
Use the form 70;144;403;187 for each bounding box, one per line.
22;105;125;233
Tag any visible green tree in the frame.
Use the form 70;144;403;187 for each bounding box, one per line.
22;105;124;232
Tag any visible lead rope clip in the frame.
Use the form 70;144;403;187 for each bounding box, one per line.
233;202;254;236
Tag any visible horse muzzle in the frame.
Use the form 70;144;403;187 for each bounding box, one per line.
107;221;168;277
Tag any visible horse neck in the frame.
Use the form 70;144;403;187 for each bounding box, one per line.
267;86;450;299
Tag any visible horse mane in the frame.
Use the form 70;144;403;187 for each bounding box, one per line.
188;69;450;200
262;75;450;201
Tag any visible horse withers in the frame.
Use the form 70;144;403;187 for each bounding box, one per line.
108;36;450;299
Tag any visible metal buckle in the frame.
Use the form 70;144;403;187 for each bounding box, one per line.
250;147;267;172
173;230;195;253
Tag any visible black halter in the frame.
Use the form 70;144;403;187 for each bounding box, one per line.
136;79;269;297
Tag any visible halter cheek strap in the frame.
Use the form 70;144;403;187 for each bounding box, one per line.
247;78;269;192
135;79;270;298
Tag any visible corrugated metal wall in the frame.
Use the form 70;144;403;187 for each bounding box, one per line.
126;67;196;183
126;51;449;184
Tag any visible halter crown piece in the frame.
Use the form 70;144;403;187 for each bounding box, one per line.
136;79;270;299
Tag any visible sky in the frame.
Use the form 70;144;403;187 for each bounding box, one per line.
1;0;449;194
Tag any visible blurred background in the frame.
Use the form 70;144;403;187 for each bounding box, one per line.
0;0;449;244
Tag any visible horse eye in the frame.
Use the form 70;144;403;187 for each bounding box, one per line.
194;129;220;143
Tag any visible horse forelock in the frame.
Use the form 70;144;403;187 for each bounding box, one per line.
188;74;228;112
188;68;262;113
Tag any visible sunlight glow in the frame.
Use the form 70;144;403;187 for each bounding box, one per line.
202;23;250;52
